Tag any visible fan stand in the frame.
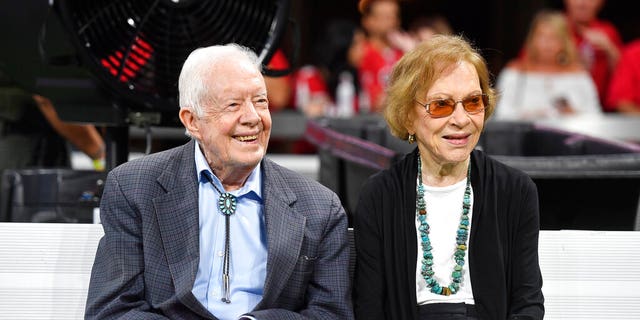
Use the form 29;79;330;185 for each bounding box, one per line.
103;111;162;171
104;126;129;171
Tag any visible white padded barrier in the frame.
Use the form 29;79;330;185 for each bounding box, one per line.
539;230;640;319
0;223;639;319
0;223;103;320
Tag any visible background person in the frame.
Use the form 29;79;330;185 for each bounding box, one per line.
606;39;640;114
31;95;105;170
353;35;544;320
494;10;601;120
388;14;454;53
0;71;105;172
356;0;404;113
85;44;353;320
563;0;623;111
263;49;293;113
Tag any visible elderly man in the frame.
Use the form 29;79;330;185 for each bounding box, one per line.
85;44;353;320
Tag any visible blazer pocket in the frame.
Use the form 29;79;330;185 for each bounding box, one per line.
301;255;317;261
280;255;317;305
295;254;317;275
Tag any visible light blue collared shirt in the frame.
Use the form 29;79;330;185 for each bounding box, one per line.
191;144;267;320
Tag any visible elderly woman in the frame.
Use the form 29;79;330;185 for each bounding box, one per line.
353;35;544;320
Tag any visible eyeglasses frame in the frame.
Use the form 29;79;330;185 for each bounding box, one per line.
415;93;488;118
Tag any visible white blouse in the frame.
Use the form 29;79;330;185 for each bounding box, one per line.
494;68;602;120
415;178;475;305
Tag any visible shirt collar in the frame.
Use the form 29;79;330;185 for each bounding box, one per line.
194;142;262;200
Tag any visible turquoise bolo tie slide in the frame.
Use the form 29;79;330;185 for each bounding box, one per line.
218;192;237;216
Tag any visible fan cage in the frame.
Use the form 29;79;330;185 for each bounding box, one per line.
56;0;289;112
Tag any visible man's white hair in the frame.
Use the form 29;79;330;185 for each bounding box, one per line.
178;43;262;118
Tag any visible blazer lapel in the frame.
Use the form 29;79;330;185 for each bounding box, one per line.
255;159;306;309
153;140;214;319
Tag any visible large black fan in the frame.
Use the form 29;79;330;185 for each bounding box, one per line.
0;0;291;126
0;0;291;168
57;0;291;114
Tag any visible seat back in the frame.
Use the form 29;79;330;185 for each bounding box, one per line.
0;169;106;223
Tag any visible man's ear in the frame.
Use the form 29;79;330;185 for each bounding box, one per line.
179;108;200;139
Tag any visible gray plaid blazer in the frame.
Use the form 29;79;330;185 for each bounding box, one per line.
85;140;353;320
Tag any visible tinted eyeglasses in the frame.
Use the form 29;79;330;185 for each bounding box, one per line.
415;93;488;118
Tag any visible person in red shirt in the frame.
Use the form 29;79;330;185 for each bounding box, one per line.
606;40;640;114
356;0;404;113
264;49;293;112
291;65;331;118
564;0;623;111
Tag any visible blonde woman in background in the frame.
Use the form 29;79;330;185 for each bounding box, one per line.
494;10;602;120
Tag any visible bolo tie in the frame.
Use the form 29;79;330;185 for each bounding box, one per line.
205;173;237;304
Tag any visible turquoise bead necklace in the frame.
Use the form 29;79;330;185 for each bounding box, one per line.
416;153;472;296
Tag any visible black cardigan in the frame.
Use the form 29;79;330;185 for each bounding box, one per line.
353;148;544;320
